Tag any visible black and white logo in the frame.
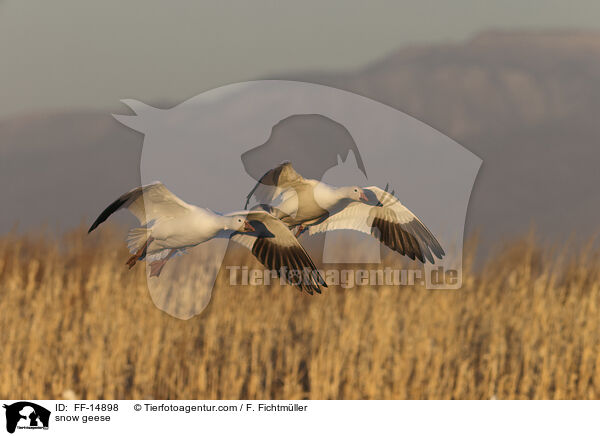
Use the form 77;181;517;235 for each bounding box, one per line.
3;402;50;434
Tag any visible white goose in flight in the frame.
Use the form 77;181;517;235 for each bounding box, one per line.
88;182;326;294
245;162;444;263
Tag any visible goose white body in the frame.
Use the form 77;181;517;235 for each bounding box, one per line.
147;208;228;253
88;182;326;293
245;162;445;264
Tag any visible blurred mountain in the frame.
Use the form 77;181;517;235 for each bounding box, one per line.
0;112;142;231
288;30;600;138
1;30;599;250
281;29;600;247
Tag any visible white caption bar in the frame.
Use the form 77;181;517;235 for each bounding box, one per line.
0;400;596;435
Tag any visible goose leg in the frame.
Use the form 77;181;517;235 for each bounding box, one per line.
148;249;176;278
294;224;305;238
126;236;154;269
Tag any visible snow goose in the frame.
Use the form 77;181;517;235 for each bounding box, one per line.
88;182;326;293
230;209;326;294
245;162;444;264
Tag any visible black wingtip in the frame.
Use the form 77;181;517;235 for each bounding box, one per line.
87;220;102;233
87;196;129;235
87;222;98;234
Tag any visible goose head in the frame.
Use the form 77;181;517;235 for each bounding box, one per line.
226;216;255;232
314;183;369;211
338;186;368;203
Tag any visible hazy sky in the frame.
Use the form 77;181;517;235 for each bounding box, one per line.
1;0;599;120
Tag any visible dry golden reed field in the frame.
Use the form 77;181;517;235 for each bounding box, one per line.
1;226;600;400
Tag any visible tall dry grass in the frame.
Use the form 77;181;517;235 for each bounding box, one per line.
0;227;599;399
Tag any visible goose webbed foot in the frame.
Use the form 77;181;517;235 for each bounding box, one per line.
126;254;138;269
125;236;154;270
148;249;176;278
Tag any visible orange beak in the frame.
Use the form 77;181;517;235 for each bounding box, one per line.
359;190;369;202
243;220;255;232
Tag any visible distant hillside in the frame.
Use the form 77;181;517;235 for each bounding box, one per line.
278;30;600;246
1;30;599;251
285;30;600;139
0;112;142;230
